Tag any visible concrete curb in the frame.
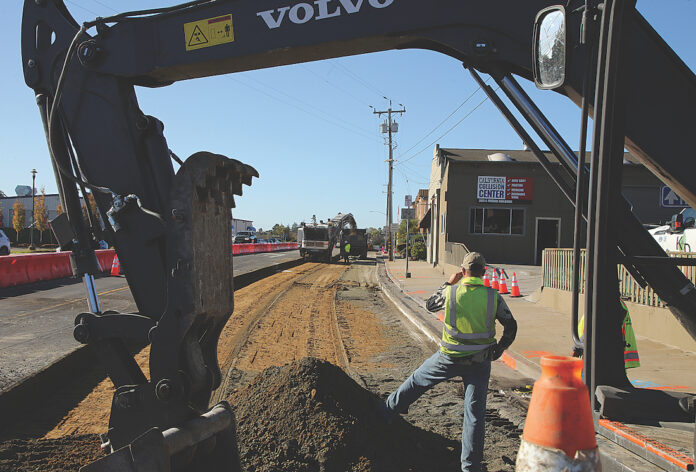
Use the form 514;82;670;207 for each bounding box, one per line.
0;256;306;426
376;260;439;347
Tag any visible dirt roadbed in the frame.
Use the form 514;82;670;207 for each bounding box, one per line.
0;260;529;471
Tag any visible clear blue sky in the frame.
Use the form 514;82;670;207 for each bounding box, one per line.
1;1;694;231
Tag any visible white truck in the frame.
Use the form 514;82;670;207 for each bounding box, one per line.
648;208;696;252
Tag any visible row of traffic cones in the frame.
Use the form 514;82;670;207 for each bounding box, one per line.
482;268;522;297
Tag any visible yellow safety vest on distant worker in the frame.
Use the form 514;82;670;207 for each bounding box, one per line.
441;277;497;358
344;243;351;254
578;300;640;369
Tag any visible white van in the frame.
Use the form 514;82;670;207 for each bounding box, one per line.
0;230;10;255
648;208;696;252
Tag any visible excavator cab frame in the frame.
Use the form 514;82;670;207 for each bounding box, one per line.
20;0;696;470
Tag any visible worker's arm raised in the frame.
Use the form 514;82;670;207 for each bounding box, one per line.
425;282;451;313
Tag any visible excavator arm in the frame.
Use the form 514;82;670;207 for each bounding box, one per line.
20;0;695;469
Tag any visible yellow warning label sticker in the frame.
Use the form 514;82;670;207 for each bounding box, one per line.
184;14;234;51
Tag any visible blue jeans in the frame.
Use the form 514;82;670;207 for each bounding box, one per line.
385;351;491;472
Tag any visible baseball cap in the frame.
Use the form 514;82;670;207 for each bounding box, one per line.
461;252;486;269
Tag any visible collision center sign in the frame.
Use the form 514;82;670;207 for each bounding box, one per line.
477;176;533;203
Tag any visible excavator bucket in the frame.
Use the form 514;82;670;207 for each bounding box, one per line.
81;403;240;472
77;152;257;471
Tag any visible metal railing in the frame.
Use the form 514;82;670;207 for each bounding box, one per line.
542;248;696;308
444;241;470;267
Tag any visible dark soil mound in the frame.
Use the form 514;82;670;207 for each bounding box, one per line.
230;357;461;472
0;434;101;471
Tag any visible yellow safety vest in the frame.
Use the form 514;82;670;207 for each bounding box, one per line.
344;243;351;253
441;277;497;358
578;300;640;369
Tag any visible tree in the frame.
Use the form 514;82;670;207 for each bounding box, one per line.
56;202;63;215
87;193;100;223
369;227;385;246
410;239;426;260
34;189;49;243
12;200;25;243
398;218;419;244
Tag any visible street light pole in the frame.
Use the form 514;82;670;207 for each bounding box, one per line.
30;169;37;250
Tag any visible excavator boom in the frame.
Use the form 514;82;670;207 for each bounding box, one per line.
20;0;695;470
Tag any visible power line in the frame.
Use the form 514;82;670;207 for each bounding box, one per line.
300;64;372;108
332;61;389;100
231;73;379;139
86;0;119;13
396;83;488;159
64;0;101;16
396;91;495;166
225;75;381;143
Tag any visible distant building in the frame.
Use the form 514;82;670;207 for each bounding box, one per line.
414;189;429;234
0;193;76;228
426;146;678;266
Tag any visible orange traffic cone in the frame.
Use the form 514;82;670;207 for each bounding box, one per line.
491;270;499;290
510;273;522;297
482;270;491;288
498;272;509;294
516;356;600;471
110;255;121;276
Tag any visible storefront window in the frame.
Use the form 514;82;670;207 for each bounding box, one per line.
470;208;483;233
469;208;524;235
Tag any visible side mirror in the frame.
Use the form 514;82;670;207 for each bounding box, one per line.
533;6;567;90
671;213;684;233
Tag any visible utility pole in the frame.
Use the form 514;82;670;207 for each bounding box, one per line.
373;101;405;262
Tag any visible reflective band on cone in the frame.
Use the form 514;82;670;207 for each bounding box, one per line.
483;270;491;287
516;356;600;471
110;255;121;276
491;271;499;290
510;273;522;297
498;272;509;294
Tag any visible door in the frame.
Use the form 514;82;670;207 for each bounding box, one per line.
535;218;561;265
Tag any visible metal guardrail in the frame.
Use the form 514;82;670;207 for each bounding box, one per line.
542;248;696;308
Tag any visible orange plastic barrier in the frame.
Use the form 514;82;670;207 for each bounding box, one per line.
0;249;116;288
232;242;298;255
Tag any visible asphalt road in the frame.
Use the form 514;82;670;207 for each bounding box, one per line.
0;250;301;392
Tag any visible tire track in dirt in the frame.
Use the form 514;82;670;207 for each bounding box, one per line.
40;263;326;438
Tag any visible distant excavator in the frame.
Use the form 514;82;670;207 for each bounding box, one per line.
299;213;357;262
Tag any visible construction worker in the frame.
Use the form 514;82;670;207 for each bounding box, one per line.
342;240;351;264
380;252;517;472
575;298;640;369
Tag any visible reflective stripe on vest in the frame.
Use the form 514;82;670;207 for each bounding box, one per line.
445;285;496;340
441;283;496;353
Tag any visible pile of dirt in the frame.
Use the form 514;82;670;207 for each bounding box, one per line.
0;435;101;471
230;357;461;472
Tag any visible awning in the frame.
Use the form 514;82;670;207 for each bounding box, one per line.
418;208;431;229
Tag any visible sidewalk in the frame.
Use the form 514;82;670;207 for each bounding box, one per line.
384;257;696;393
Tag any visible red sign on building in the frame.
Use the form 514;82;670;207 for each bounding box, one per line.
506;177;533;201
